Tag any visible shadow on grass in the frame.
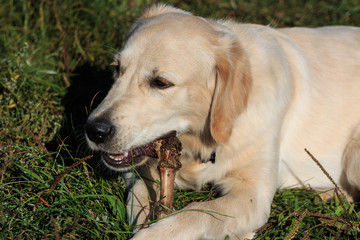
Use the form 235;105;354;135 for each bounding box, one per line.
47;63;114;173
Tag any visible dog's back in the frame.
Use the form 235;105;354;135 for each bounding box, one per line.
274;26;360;190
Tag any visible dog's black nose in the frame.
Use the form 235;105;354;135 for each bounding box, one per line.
85;118;115;144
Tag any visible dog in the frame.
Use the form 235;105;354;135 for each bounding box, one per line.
85;4;360;239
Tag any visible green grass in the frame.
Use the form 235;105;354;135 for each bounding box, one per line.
1;0;360;239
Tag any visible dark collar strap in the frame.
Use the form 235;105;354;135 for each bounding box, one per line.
209;152;216;163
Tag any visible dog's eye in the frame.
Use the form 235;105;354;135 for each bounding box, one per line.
150;77;174;89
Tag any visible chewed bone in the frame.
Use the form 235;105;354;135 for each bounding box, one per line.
153;136;182;218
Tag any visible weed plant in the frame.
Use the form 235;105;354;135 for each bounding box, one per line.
1;0;359;239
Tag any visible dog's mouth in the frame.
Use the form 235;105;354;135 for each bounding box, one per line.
102;143;156;167
102;131;176;168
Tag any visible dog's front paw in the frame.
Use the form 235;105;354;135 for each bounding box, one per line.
130;214;198;240
130;228;156;240
130;223;169;240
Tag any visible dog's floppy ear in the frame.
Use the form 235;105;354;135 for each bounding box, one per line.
210;32;252;143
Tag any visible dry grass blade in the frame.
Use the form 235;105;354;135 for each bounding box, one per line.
21;123;52;157
304;149;351;219
304;149;340;190
90;91;101;112
61;213;80;236
38;115;48;141
284;209;308;240
51;216;61;240
48;155;93;191
0;142;13;176
300;228;312;240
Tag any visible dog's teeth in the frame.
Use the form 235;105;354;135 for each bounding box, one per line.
109;154;124;161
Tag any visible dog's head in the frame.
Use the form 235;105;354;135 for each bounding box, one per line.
85;5;251;171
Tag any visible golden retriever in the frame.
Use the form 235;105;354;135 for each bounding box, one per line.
85;5;360;239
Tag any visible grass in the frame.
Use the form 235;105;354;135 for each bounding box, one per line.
1;0;360;239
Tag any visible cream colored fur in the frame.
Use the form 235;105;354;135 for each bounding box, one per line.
86;5;360;240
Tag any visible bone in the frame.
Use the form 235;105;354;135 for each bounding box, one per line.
153;136;182;218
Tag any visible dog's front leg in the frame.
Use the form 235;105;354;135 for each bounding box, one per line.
125;158;161;231
131;167;276;240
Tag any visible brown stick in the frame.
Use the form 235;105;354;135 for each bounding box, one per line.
158;167;177;218
154;137;182;218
